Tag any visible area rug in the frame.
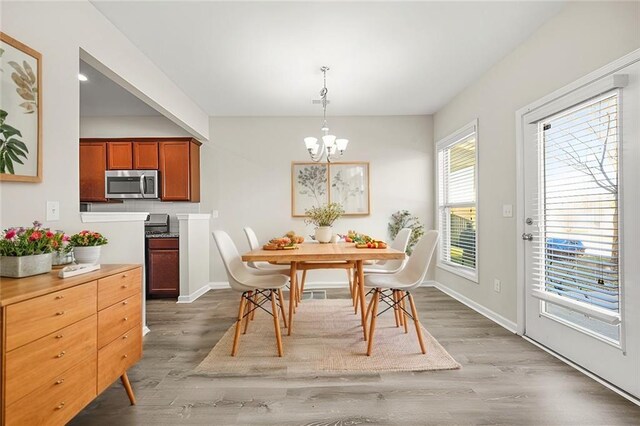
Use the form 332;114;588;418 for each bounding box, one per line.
196;299;460;375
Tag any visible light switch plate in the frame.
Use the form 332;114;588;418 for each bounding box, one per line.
211;210;219;219
494;279;501;293
502;204;513;218
46;201;60;221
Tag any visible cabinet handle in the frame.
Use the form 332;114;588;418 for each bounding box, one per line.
123;300;129;305
57;351;66;358
123;335;128;339
55;379;65;385
121;284;128;289
123;354;128;359
122;273;128;278
56;311;65;316
55;334;64;339
124;317;128;321
55;295;64;300
56;402;65;410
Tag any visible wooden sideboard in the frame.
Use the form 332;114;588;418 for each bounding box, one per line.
0;264;143;425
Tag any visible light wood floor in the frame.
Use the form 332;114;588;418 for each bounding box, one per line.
72;287;640;425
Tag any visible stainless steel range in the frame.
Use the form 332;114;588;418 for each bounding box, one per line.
144;213;170;235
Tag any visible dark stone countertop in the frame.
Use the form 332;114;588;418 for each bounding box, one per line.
145;232;180;239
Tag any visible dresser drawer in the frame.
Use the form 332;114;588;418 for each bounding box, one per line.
98;293;142;349
5;314;97;406
98;267;141;310
5;355;97;426
5;281;97;351
98;325;142;393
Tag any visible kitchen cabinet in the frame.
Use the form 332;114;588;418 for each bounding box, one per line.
107;142;133;170
79;142;107;202
159;140;200;201
147;238;179;298
133;142;159;169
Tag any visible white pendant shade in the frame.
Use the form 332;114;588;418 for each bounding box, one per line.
322;134;337;148
336;139;349;151
304;137;318;150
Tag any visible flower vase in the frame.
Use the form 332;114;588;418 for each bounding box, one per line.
0;253;53;278
315;226;333;243
73;246;102;265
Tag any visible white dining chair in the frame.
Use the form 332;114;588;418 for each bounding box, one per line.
213;230;289;357
363;230;439;356
243;227;291;273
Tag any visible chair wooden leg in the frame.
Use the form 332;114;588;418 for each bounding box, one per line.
347;268;353;299
352;268;359;309
278;288;288;328
392;291;400;327
401;292;409;334
299;270;307;303
364;290;375;325
242;291;252;334
231;293;247;356
288;262;297;336
250;293;258;321
120;372;136;405
407;293;426;354
270;290;284;357
366;289;380;356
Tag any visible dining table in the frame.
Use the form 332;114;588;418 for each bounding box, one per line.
241;242;405;340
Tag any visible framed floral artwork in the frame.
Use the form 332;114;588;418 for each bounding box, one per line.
0;32;42;182
291;162;370;217
291;162;329;217
329;162;370;215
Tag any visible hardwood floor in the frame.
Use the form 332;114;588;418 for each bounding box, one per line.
72;287;640;425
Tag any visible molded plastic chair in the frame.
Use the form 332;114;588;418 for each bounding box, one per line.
213;230;289;357
243;227;291;273
363;230;439;356
362;228;412;274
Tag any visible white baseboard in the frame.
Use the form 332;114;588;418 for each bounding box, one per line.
177;284;212;303
430;281;518;333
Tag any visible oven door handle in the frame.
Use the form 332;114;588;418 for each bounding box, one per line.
139;174;146;198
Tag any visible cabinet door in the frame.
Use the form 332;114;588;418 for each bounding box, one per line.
107;142;133;170
133;142;159;170
159;141;190;201
80;142;107;202
147;248;179;297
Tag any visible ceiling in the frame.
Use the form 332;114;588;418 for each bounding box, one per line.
80;60;160;116
90;1;565;116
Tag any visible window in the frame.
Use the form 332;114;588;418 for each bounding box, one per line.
437;120;478;281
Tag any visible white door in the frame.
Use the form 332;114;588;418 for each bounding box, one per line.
522;58;640;398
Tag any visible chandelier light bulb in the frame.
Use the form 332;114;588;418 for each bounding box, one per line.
336;139;349;151
304;137;318;150
323;134;337;148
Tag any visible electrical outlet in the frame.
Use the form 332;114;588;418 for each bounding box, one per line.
211;210;219;219
46;201;60;221
494;279;501;293
502;204;513;218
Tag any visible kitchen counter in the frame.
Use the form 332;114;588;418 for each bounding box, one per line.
145;232;179;239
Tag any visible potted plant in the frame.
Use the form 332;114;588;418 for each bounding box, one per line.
0;221;58;278
305;203;345;243
70;230;108;265
388;210;425;255
51;231;73;267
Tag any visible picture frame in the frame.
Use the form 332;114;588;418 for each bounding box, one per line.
0;32;42;183
291;161;370;217
329;162;370;215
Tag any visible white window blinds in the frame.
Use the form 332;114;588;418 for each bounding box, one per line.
437;123;477;279
532;91;620;323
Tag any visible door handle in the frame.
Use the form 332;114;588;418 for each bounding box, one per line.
522;233;533;241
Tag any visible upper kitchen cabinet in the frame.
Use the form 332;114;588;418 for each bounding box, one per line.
159;139;201;202
80;142;107;202
107;141;133;169
133;142;159;169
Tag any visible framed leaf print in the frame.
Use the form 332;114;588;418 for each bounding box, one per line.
291;162;329;217
0;32;42;182
329;162;370;215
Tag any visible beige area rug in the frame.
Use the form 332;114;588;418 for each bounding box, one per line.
196;299;460;375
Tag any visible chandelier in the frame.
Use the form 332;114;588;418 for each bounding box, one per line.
304;66;348;162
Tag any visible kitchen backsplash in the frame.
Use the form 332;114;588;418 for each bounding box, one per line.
87;200;200;232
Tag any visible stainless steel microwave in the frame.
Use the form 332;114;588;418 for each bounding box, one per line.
105;170;160;199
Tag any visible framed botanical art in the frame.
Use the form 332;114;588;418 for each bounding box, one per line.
0;32;42;182
291;162;329;217
329;162;370;215
291;161;370;217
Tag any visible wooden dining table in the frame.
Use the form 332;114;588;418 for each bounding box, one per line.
241;243;405;340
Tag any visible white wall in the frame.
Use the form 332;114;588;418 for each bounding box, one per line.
433;1;640;323
203;116;434;284
0;1;207;266
80;116;192;138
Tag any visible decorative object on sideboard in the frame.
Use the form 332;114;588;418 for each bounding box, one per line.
305;202;344;243
0;32;42;182
388;210;425;255
303;66;349;163
70;230;108;265
0;220;65;278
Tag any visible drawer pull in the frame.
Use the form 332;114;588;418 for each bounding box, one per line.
123;335;128;339
56;402;65;410
55;379;65;385
55;295;64;300
121;284;128;288
123;354;128;359
122;273;128;278
123;301;129;305
55;334;64;339
57;351;66;358
124;317;128;321
56;311;65;316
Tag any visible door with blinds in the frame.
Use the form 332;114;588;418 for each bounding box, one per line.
522;59;640;398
